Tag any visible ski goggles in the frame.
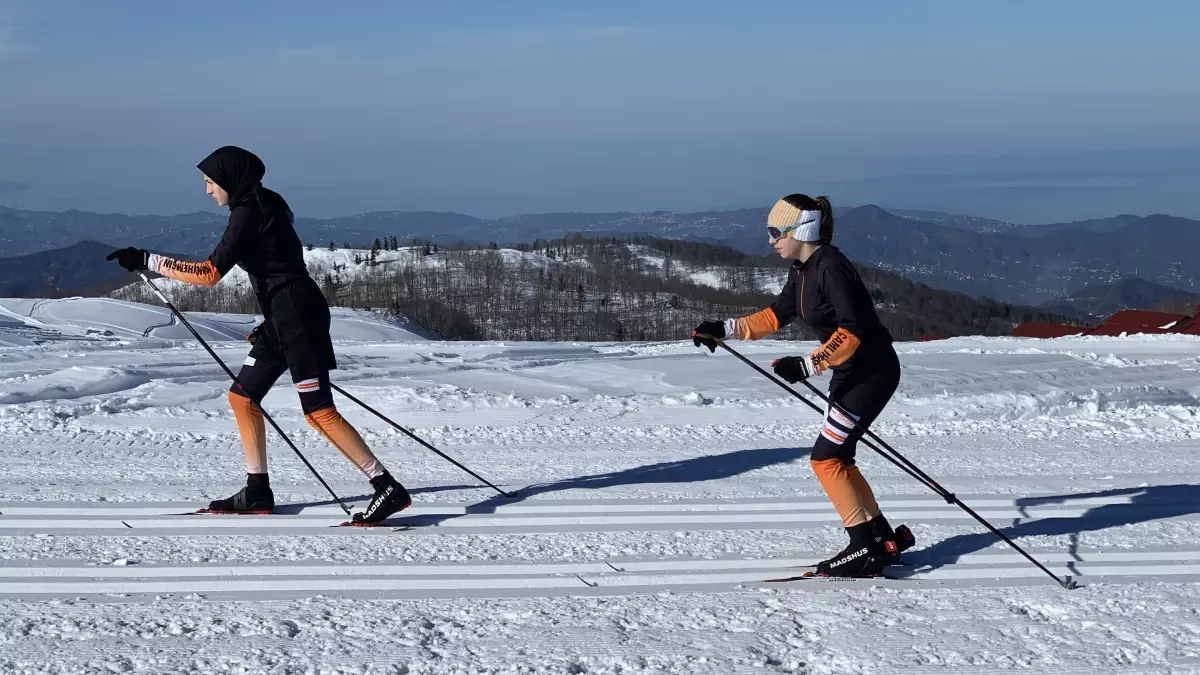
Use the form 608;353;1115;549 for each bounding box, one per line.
767;222;801;243
767;212;821;243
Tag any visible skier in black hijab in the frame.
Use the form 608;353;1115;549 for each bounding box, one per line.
107;145;411;525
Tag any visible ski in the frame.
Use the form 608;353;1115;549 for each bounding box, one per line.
764;571;896;582
187;507;410;527
337;523;417;532
764;564;909;583
762;566;816;582
193;507;274;516
334;519;416;530
337;519;378;528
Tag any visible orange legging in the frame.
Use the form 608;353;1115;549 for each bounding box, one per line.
811;458;881;527
228;392;384;478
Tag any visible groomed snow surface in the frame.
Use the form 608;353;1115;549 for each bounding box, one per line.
2;298;1200;673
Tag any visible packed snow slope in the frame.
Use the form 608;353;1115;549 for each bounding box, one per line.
2;297;1200;673
0;296;427;346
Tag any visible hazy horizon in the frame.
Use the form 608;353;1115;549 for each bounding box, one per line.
3;1;1199;223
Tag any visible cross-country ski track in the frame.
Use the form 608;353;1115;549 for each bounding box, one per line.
5;493;1200;601
3;298;1200;673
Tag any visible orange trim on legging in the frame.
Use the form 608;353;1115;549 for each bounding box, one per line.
228;391;267;474
304;406;385;478
811;458;881;527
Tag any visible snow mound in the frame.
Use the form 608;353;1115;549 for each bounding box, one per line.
899;385;1200;420
0;297;427;345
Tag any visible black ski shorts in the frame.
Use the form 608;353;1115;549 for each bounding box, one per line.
811;344;901;464
230;277;337;414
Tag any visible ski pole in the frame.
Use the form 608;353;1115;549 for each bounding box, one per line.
330;383;515;498
700;336;940;492
701;335;1077;590
138;274;352;516
707;335;969;497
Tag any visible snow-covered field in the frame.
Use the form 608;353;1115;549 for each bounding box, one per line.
2;298;1200;673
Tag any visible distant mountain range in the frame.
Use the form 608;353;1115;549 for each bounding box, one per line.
0;241;135;297
816;207;1200;305
1039;278;1200;319
887;209;1022;234
2;203;1198;306
0;203;1099;256
0;240;203;298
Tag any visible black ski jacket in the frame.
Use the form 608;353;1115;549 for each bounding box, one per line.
150;146;310;312
769;245;893;371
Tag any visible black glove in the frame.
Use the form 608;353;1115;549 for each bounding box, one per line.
692;320;725;352
247;321;275;350
105;247;150;272
247;321;266;344
772;355;812;383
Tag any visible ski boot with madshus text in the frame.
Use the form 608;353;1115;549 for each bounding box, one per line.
809;515;917;578
200;474;274;515
346;473;412;526
766;516;916;581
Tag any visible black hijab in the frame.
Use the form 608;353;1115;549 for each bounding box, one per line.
197;145;293;221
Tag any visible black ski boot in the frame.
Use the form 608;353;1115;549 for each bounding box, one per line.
867;513;916;563
203;473;274;514
349;473;412;526
813;521;893;578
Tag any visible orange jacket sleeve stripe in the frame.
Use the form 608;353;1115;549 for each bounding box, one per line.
732;308;781;340
149;254;224;287
810;326;861;369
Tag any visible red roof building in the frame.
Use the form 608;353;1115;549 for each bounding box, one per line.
1083;310;1190;337
1011;322;1088;338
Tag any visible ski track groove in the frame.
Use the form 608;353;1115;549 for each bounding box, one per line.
2;492;1198;599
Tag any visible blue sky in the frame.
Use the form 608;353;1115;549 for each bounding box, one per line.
1;0;1199;221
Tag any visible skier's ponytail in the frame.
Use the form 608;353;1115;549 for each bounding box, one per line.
814;195;834;244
